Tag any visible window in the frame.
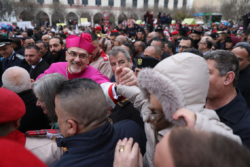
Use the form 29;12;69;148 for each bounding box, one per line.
174;0;178;8
121;0;126;6
109;0;114;6
183;0;187;7
37;0;44;3
164;0;168;8
53;0;59;3
96;0;101;5
82;0;88;5
144;0;148;8
155;0;159;8
132;0;137;7
68;0;74;4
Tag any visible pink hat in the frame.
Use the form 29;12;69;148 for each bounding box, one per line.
66;33;96;54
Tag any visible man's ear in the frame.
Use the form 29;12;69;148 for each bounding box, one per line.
247;58;250;65
157;55;161;60
169;48;173;53
66;119;78;137
65;50;69;61
30;79;34;83
62;44;65;49
39;53;42;58
13;119;21;129
224;71;235;86
204;44;208;49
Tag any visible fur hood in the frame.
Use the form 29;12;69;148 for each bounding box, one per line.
138;53;209;126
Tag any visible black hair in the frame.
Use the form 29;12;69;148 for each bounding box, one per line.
165;41;176;54
9;37;21;47
50;37;63;45
24;37;34;41
234;43;250;58
25;44;40;53
123;42;135;56
180;37;194;48
205;37;213;49
36;40;47;48
152;37;165;49
57;33;66;40
90;33;98;41
49;32;55;36
183;48;203;57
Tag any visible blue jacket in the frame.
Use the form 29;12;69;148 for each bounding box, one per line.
50;120;147;167
1;51;30;73
161;16;168;24
215;89;250;149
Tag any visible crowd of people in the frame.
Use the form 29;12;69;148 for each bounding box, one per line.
1;11;250;167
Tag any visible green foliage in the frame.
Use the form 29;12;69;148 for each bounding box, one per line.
174;11;192;20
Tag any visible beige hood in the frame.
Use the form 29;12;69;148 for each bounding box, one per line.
138;53;209;125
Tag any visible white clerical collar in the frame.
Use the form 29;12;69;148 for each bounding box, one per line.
32;58;43;69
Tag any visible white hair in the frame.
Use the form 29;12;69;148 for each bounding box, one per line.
2;66;31;93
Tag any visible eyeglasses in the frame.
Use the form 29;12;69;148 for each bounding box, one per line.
198;42;206;45
67;51;89;59
178;45;190;49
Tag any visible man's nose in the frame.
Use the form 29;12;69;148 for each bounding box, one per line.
36;101;40;106
74;55;81;62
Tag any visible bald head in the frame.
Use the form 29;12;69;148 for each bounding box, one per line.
2;66;31;93
144;45;162;60
114;35;127;46
198;36;213;53
147;32;156;43
42;34;50;46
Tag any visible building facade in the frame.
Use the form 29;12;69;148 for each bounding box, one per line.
14;0;192;26
192;0;222;10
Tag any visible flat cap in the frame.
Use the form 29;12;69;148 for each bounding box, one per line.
178;28;188;37
210;33;219;39
136;57;160;69
191;30;202;35
0;37;13;47
155;25;163;32
137;27;145;32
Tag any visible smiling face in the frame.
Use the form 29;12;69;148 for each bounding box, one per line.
66;47;90;74
34;91;49;114
0;45;13;58
109;51;131;73
149;94;162;112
